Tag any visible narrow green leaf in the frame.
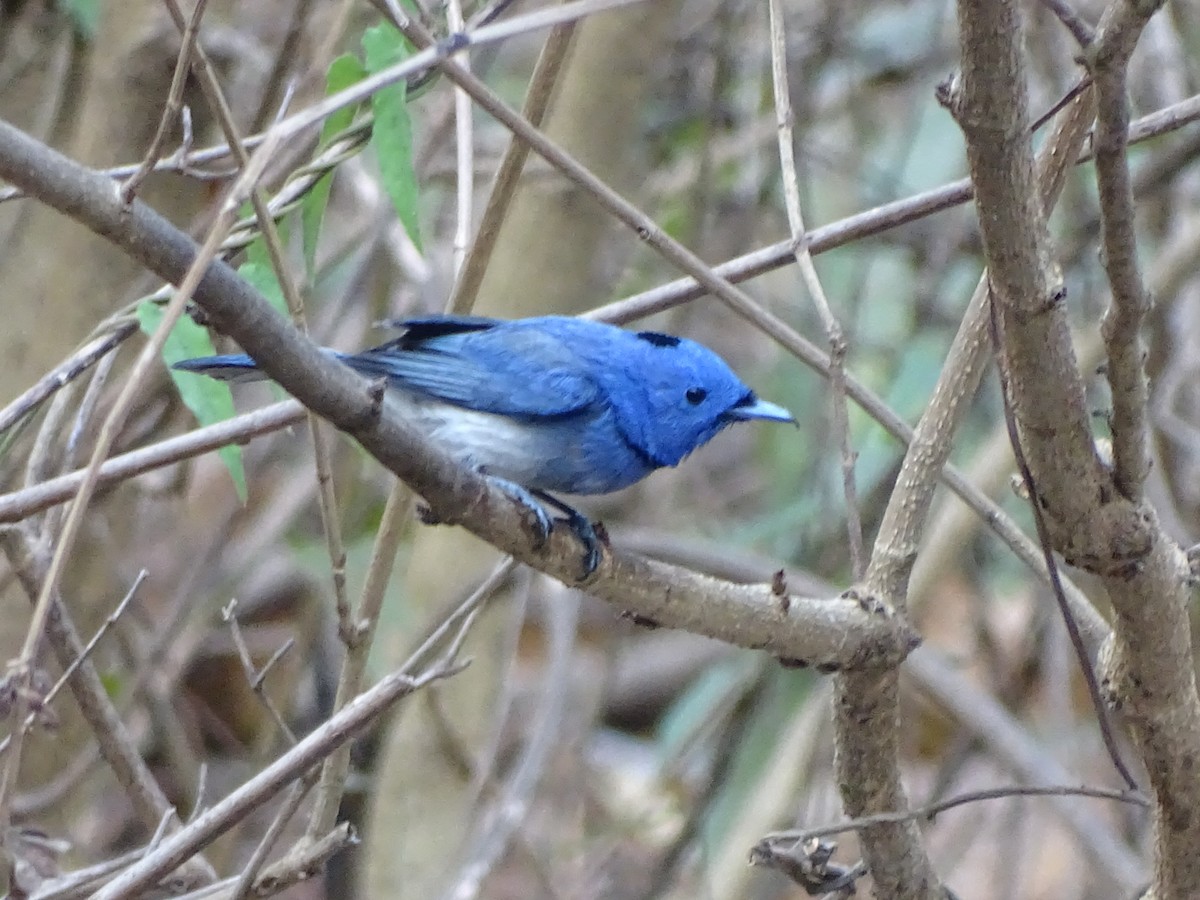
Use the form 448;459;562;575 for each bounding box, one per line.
303;54;369;273
362;24;422;249
138;301;247;502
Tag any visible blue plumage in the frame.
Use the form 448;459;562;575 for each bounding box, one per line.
175;315;793;569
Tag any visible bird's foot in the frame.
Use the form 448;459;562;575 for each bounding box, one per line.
560;506;602;578
532;489;605;579
486;477;554;547
486;479;604;579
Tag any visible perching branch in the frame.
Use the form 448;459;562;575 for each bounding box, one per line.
0;116;915;673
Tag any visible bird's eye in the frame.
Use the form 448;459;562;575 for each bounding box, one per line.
686;387;707;405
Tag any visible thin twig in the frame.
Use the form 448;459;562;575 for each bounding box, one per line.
0;400;304;524
444;580;578;900
61;333;122;474
0;570;146;757
120;0;210;202
765;0;863;576
447;16;577;312
249;0;319;133
22;367;80;491
38;328;128;547
0;321;137;439
304;484;415;837
987;285;1138;791
40;571;146;709
754;783;1147;849
1039;0;1095;45
222;599;298;746
448;0;473;277
226;775;316;900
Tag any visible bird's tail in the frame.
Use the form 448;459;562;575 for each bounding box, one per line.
173;354;269;384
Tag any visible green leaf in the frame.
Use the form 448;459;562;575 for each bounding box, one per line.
138;301;246;502
362;24;422;250
303;54;369;274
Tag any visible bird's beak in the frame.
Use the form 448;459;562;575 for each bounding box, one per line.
727;397;796;425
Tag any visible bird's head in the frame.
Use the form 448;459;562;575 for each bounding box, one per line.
606;331;795;469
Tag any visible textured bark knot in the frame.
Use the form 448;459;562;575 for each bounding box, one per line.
1011;281;1067;324
1060;498;1154;577
842;586;892;618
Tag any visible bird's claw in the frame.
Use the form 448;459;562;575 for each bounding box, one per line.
563;509;602;579
488;478;554;547
485;478;604;578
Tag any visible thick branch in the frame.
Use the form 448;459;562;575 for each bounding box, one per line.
1090;1;1162;500
831;86;1098;900
0;116;915;672
953;1;1113;568
954;1;1200;896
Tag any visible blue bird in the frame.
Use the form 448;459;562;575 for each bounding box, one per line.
174;315;794;572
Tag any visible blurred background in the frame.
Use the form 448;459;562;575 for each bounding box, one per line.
0;0;1198;897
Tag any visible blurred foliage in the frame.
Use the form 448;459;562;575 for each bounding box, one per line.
57;0;100;38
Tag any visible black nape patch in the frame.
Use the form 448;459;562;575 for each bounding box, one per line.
637;331;680;348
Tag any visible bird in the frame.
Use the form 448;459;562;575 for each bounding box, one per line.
175;314;794;573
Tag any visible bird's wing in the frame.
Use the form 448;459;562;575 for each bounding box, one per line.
342;318;601;419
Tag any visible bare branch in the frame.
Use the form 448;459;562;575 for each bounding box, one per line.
0;401;305;524
954;0;1200;894
90;647;470;896
1090;2;1161;500
0;322;136;439
120;0;209;202
766;0;863;576
0;120;916;672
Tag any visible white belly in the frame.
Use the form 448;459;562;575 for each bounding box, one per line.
385;392;546;485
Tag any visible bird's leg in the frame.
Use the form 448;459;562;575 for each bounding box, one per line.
530;489;604;578
484;477;555;546
482;478;603;578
